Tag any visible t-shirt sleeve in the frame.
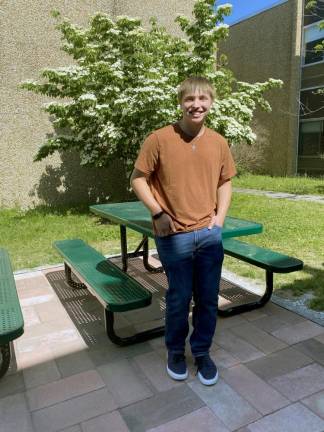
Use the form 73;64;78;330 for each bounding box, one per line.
218;139;237;186
134;133;159;175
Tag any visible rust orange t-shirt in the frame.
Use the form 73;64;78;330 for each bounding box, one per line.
134;123;237;232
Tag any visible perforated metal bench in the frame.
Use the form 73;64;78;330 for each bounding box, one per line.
222;238;304;316
0;249;24;379
54;239;165;346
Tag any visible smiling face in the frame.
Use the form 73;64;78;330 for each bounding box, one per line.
180;89;213;127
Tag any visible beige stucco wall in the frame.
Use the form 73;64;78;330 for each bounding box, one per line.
219;0;303;175
0;0;195;208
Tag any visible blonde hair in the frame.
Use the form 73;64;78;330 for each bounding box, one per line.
177;76;215;103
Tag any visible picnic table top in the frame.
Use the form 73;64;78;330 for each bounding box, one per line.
90;201;263;239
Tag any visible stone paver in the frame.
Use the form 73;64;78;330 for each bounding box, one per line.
26;369;105;411
97;358;153;407
245;347;313;381
0;393;34;432
230;322;288;354
214;329;265;363
31;388;117;432
146;406;230;432
189;379;261;431
294;338;324;365
81;411;130;432
246;402;324;432
268;363;324;402
302;390;324;419
1;268;323;432
220;364;289;414
271;321;324;345
120;384;204;432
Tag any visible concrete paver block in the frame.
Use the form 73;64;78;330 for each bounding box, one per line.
0;393;34;432
220;364;289;415
271;321;324;345
146;406;230;432
247;402;324;432
189;378;261;431
31;388;117;432
97;358;153;407
120;384;204;432
302;390;324;420
268;363;324;402
81;411;130;432
26;369;105;411
245;347;312;381
294;338;324;366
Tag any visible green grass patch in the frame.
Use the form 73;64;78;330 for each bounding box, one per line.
233;173;324;196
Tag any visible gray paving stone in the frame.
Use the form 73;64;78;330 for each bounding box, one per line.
56;349;95;377
214;329;265;363
241;309;268;321
0;393;34;432
26;369;105;411
146;406;230;432
246;402;324;432
263;303;306;324
268;363;324;402
211;348;241;369
0;372;25;398
23;358;61;389
220;364;289;415
133;351;183;392
60;426;82;432
230;322;287;354
271;321;324;345
189;378;261;431
216;315;248;330
245;347;312;381
120;384;204;432
97;358;153;407
302;390;324;419
31;388;117;432
81;411;130;432
294;338;324;365
251;315;291;333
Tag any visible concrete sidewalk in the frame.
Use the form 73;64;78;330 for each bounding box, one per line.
1;267;324;432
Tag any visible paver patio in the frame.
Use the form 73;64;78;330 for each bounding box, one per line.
1;264;324;432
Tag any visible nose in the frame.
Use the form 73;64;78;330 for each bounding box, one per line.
192;97;200;108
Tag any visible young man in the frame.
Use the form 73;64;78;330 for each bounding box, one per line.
131;76;236;385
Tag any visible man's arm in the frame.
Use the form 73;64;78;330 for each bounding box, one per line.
208;179;232;229
130;168;176;236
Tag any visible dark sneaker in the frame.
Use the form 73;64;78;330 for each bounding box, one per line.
195;354;218;385
167;353;188;380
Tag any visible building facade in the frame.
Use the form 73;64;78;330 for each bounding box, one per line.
0;0;196;208
220;0;324;176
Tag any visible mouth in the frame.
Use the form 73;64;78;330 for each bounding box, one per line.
187;110;204;118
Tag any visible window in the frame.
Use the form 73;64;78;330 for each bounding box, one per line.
299;120;324;156
304;1;324;26
300;87;324;118
303;20;324;65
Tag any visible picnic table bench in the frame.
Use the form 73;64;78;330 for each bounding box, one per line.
54;239;164;346
0;248;24;379
221;238;303;316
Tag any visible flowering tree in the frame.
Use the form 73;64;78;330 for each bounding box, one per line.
21;0;282;170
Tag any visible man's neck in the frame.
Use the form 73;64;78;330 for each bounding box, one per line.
178;118;205;138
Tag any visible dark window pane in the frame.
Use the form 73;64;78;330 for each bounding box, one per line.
300;87;324;118
299;120;323;156
304;1;324;26
305;38;324;64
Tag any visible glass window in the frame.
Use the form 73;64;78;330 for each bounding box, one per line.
303;20;324;65
300;87;324;118
304;1;324;26
299;120;324;156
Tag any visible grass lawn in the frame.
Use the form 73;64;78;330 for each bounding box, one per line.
1;189;323;310
233;173;324;196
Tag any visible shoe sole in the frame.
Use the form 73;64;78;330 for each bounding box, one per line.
197;369;219;386
166;365;188;381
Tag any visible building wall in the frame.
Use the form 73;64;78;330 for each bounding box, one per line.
0;0;195;208
219;0;303;175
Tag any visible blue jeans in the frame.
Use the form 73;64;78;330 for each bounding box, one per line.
155;226;224;357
